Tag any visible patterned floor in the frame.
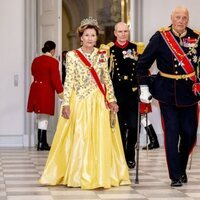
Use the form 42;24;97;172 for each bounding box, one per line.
0;147;200;200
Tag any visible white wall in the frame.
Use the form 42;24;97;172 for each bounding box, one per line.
136;0;200;146
0;0;25;146
142;0;200;44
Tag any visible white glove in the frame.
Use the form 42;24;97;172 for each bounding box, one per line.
140;85;152;103
58;92;63;100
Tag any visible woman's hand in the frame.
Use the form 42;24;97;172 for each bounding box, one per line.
62;105;70;119
109;101;119;113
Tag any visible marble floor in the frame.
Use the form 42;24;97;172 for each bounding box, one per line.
0;146;200;200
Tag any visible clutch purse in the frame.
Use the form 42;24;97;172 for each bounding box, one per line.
110;111;116;129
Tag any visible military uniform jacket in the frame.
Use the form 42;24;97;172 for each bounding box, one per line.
27;54;63;115
109;41;139;99
136;26;200;106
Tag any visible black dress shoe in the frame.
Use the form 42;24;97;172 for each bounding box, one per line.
181;174;188;183
142;142;160;150
37;143;50;151
127;161;136;169
171;179;182;187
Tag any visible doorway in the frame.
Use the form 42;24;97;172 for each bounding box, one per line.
26;0;128;147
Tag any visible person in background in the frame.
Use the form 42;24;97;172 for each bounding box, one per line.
39;17;130;189
136;6;200;187
107;22;159;168
140;102;159;150
27;40;63;151
62;50;68;85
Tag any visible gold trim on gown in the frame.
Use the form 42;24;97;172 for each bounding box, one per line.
39;48;131;189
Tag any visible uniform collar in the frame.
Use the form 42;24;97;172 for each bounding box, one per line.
172;28;187;38
115;40;129;48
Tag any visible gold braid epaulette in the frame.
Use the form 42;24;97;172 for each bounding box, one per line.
100;42;115;73
99;42;114;57
107;42;114;48
194;30;200;35
159;27;171;32
131;41;145;54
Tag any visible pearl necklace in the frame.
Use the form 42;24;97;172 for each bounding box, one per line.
81;48;94;59
80;48;98;64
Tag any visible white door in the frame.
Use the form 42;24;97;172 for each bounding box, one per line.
37;0;62;144
0;0;25;147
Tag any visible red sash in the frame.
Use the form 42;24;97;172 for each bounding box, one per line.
160;30;196;82
75;49;109;106
193;83;200;95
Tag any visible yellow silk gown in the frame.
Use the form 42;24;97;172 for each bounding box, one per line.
39;48;131;189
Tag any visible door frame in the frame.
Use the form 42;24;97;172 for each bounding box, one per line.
24;0;37;147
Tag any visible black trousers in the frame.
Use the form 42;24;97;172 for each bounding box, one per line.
160;102;198;181
117;95;138;162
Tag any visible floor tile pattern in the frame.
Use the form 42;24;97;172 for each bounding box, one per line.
0;147;200;200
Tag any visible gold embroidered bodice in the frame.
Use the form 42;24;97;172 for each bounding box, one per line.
63;47;116;106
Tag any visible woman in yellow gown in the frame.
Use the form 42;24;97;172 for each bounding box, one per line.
39;17;131;190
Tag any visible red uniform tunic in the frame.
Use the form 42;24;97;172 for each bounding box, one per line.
27;55;63;115
139;102;152;114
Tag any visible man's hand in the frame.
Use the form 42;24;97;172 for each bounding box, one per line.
140;85;152;103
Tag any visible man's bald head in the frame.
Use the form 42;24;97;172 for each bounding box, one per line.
114;22;129;45
114;22;129;31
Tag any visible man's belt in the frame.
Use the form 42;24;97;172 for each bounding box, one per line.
160;71;195;80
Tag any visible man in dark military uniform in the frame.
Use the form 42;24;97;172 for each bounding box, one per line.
136;6;200;187
108;22;159;169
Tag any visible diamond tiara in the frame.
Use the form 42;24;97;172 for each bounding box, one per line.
80;17;99;27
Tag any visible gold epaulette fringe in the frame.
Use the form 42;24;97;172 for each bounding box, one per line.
159;27;171;32
194;30;200;35
136;42;145;54
107;42;114;48
99;44;109;51
99;43;112;57
131;41;145;54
